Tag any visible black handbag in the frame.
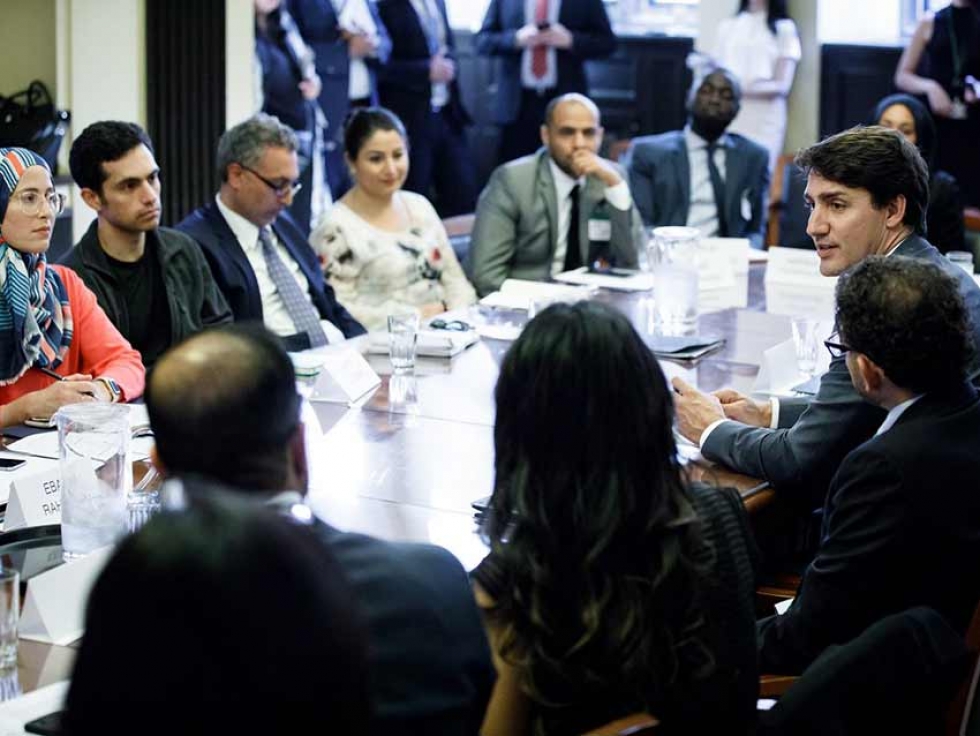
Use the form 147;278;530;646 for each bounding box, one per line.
0;80;71;170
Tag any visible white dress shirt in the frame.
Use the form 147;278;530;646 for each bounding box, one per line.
521;0;561;90
331;0;377;100
684;127;729;239
875;395;923;436
547;158;632;276
409;0;449;109
215;194;344;343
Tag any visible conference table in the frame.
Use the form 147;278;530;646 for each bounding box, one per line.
1;261;799;702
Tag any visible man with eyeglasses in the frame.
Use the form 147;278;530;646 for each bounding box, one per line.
623;66;770;249
673;126;980;509
62;121;232;370
178;113;365;349
756;256;980;677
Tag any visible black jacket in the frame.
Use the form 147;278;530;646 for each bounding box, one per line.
176;200;365;343
757;383;980;675
60;222;232;364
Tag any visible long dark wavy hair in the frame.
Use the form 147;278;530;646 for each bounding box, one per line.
738;0;790;34
480;302;712;716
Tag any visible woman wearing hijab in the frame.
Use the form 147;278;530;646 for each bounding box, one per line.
0;147;144;428
873;93;967;254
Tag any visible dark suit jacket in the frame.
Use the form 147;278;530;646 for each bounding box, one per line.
702;235;980;507
176;200;365;341
287;0;392;151
316;520;495;734
757;383;980;675
375;0;470;135
624;130;770;249
475;0;616;125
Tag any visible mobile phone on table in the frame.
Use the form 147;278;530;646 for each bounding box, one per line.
25;711;65;736
0;457;27;472
24;416;56;429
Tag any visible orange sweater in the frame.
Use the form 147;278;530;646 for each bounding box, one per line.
0;265;145;407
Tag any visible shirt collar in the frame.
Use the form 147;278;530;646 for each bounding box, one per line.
216;192;263;253
875;394;924;436
547;157;584;201
684;125;731;152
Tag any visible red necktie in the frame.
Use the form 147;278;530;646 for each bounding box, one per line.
532;0;548;79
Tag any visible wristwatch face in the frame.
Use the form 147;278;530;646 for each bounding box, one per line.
101;377;122;399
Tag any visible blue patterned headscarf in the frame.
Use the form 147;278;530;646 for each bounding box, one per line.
0;147;73;383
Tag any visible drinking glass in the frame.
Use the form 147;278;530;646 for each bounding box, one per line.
791;317;821;377
0;568;18;672
55;404;130;561
947;251;975;275
651;226;700;335
387;313;420;374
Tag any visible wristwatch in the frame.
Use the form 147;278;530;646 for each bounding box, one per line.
97;377;122;403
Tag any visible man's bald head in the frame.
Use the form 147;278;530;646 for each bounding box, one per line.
146;324;303;493
543;93;601;128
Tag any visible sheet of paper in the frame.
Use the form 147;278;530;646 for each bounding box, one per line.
479;279;593;310
366;330;479;358
0;680;69;734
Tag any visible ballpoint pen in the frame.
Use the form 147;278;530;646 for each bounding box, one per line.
37;366;97;398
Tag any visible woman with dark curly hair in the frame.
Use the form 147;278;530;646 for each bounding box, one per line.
472;301;758;736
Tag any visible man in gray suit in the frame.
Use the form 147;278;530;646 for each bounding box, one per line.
624;67;770;249
672;126;980;508
469;93;643;296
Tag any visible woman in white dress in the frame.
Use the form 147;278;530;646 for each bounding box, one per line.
310;108;476;332
711;0;801;173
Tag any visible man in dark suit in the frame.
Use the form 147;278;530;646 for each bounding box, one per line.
375;0;477;217
145;323;495;734
673;126;980;508
469;93;643;296
476;0;616;164
287;0;391;199
756;256;980;674
624;67;770;249
177;113;364;350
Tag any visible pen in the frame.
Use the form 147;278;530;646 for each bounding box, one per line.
38;366;97;398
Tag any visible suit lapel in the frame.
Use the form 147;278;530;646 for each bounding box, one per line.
537;154;560;257
210;203;265;316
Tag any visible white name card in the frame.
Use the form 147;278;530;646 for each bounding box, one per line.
19;546;114;646
764;247;837;318
3;467;62;532
310;343;381;406
697;239;749;311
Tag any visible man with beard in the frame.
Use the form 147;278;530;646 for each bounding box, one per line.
469;93;643;297
63;121;231;369
624;67;770;249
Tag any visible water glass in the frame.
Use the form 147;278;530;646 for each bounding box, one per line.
791;317;821;377
651;226;700;335
0;568;18;672
55;404;130;561
947;251;975;275
387;312;420;374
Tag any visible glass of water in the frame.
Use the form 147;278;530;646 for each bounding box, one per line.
651;226;700;335
55;403;130;561
791;317;821;377
947;251;975;275
387;312;420;374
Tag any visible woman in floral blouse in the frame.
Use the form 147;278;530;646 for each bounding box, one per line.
310;108;476;331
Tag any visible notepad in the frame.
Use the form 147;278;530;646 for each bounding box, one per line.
648;335;726;360
367;329;479;358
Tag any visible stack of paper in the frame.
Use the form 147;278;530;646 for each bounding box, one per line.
367;329;479;358
478;279;593;310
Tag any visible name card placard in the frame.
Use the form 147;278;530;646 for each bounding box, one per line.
310;344;381;406
697;239;749;311
764;247;838;319
3;467;62;532
20;546;114;646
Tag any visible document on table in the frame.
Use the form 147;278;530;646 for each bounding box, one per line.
553;267;654;292
479;279;593;310
366;329;479;358
0;680;68;735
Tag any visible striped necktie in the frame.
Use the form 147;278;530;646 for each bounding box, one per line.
259;227;328;347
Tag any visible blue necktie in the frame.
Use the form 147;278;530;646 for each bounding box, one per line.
259;227;328;347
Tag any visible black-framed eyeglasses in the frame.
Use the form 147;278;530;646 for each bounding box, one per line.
239;164;302;198
429;318;473;332
824;339;851;360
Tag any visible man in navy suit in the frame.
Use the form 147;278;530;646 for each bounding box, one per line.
624;67;770;249
146;323;495;734
757;256;980;675
177;113;364;350
287;0;391;199
476;0;616;164
375;0;477;217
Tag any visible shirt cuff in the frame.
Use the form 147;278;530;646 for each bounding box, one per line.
699;418;729;449
604;180;631;211
769;397;781;429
